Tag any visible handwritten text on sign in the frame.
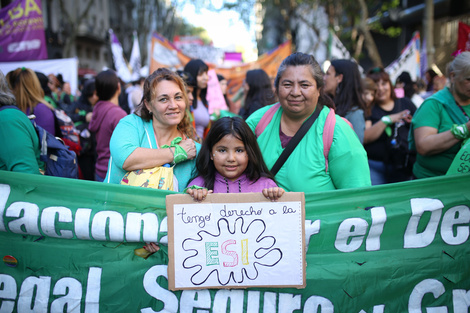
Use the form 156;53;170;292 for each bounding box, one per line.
167;193;305;290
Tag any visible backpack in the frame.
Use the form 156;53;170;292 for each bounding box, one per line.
35;123;79;179
255;103;352;172
0;105;79;178
53;108;81;149
31;104;81;154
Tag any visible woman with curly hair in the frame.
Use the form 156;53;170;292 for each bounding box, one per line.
105;68;200;191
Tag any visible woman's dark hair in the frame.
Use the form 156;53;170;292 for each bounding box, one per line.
35;71;53;97
329;59;367;116
274;52;335;110
396;71;415;99
176;70;196;88
217;73;232;110
366;67;397;101
95;70;120;101
425;68;438;91
35;71;59;108
79;79;96;104
194;116;275;190
184;59;209;109
244;69;276;115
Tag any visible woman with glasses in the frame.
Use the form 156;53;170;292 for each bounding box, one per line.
363;67;416;185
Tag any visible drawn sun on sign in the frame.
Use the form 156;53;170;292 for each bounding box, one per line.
182;217;283;286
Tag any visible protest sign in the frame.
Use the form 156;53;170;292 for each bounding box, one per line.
206;69;229;114
0;58;78;95
166;193;305;290
386;32;421;84
0;0;47;61
149;32;291;102
447;139;470;175
0;171;469;312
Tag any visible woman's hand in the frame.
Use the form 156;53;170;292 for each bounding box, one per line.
186;187;213;202
179;139;197;160
143;242;160;253
263;187;285;201
364;109;412;144
390;109;412;123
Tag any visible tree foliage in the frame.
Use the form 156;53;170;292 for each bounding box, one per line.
198;0;401;66
111;0;209;64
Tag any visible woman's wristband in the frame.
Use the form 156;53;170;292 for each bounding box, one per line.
451;123;470;140
381;115;393;126
168;146;175;162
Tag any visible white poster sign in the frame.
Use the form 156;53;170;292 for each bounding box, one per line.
386;32;421;84
167;193;306;290
0;57;78;95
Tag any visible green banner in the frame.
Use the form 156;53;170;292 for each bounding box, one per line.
0;171;469;312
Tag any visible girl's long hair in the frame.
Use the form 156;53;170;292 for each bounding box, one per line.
184;59;209;109
194;117;275;190
244;69;276;115
135;68;198;141
330;59;367;117
7;68;53;113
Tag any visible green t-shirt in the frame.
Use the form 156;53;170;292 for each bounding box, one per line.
411;88;470;178
0;107;43;174
246;104;371;192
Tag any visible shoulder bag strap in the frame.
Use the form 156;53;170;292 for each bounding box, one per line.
323;108;336;173
255;103;281;137
270;106;321;176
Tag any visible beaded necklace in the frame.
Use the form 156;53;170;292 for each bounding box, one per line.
456;101;470;121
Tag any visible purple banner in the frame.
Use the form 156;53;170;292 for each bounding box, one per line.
0;0;47;61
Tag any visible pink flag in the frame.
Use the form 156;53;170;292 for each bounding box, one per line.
206;69;228;114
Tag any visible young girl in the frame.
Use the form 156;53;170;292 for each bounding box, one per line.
186;116;284;202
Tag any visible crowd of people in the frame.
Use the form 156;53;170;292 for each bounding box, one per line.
1;51;469;197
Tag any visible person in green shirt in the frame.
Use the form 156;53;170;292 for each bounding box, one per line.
0;70;43;175
410;51;470;178
246;52;371;192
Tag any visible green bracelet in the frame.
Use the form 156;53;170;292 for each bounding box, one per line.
172;144;188;164
183;185;207;193
161;137;188;164
381;115;393;125
451;123;470;140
